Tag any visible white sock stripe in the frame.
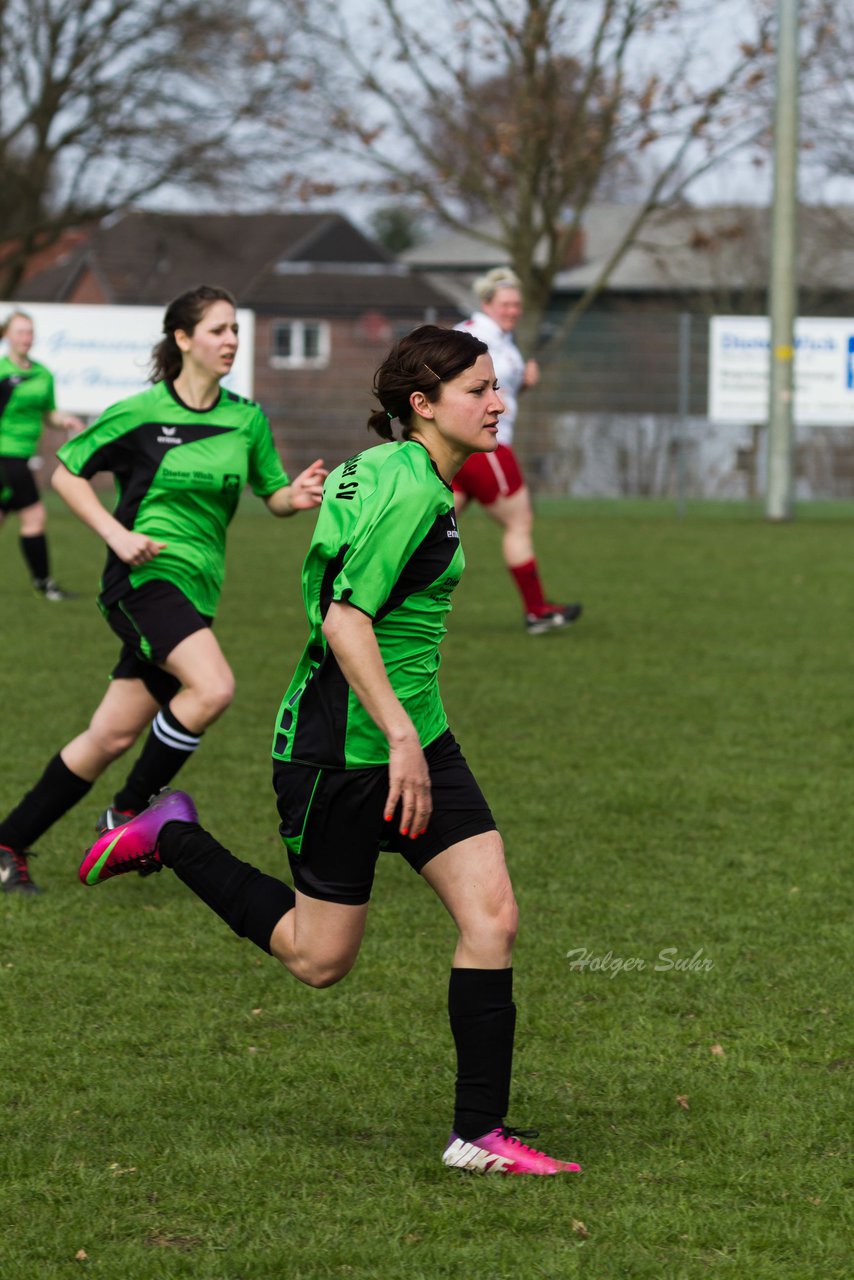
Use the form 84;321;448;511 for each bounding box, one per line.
153;711;201;751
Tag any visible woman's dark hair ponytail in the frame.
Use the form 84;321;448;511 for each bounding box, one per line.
367;408;396;440
368;325;488;439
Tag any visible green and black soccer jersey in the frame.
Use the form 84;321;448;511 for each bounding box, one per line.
57;381;289;617
272;440;464;769
0;357;56;458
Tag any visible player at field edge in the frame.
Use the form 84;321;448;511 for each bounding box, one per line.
0;285;325;895
454;267;582;635
79;325;582;1177
0;310;85;599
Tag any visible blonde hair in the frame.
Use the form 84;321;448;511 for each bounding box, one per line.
1;310;33;339
472;266;522;304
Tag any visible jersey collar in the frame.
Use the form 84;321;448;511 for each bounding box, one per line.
470;310;508;347
165;380;224;414
406;438;454;492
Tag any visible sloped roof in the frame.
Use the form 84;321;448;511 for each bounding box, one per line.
403;203;854;296
401;219;548;270
15;211;459;316
554;203;854;293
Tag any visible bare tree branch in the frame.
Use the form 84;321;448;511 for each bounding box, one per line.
0;0;310;294
296;0;783;342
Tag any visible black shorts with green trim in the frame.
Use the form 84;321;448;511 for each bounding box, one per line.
0;455;40;512
273;729;497;906
105;579;212;705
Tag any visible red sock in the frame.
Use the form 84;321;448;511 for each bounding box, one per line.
509;558;547;615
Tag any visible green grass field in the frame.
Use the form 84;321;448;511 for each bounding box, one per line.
1;496;851;1279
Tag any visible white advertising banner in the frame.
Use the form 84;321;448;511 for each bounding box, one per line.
1;302;255;417
709;316;854;426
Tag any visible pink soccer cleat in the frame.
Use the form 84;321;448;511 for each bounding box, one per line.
442;1127;581;1175
79;789;197;886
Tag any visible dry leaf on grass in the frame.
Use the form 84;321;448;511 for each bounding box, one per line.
710;1043;725;1056
571;1219;590;1238
676;1094;690;1110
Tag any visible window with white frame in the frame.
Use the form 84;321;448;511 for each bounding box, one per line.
270;321;330;369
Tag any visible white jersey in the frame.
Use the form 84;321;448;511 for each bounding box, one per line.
454;311;525;447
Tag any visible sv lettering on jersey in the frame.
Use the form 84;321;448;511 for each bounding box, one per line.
335;454;362;501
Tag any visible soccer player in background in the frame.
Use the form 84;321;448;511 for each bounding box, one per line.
455;267;583;634
0;310;85;599
0;285;325;895
80;325;582;1177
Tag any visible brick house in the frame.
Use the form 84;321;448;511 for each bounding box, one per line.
12;211;461;473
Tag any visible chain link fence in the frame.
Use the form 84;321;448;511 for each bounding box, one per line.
266;309;854;503
516;311;854;502
36;309;854;502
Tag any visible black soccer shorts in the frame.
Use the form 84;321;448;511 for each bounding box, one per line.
105;579;213;705
273;729;497;905
0;455;40;513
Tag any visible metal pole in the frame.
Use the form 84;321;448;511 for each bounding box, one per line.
676;312;691;518
765;0;800;521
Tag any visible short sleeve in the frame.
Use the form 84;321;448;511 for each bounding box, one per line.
248;407;289;497
327;463;433;618
57;400;135;478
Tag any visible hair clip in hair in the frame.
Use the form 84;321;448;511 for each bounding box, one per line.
423;363;441;382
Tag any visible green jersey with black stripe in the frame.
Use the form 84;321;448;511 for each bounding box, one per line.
272;440;464;768
57;380;289;617
0;357;56;457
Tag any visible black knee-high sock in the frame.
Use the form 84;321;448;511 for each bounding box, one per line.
0;753;93;850
158;821;295;954
448;967;516;1141
20;534;49;582
113;705;201;812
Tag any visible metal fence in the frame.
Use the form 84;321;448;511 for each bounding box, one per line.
516;311;854;503
36;309;854;502
269;309;854;503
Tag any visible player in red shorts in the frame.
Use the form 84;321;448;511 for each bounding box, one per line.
454;268;582;634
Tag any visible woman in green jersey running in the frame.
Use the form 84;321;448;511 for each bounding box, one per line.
0;310;85;598
0;285;325;895
79;325;582;1177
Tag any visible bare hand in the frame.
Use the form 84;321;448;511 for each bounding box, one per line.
289;458;327;510
384;735;432;839
108;529;167;566
523;359;540;389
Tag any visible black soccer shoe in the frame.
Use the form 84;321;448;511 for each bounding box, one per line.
525;602;583;635
95;806;138;834
33;577;78;602
0;845;41;894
